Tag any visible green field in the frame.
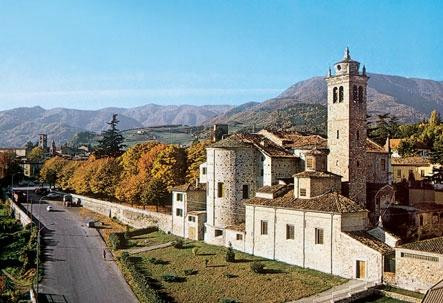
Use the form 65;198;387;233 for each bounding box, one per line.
121;231;347;303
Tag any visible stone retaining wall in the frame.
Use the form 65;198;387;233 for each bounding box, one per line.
71;194;172;232
9;198;32;226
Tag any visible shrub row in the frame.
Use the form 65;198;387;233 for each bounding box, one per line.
125;226;158;238
120;252;165;303
109;232;127;250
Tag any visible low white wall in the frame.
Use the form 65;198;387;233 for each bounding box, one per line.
9;199;33;226
71;194;172;232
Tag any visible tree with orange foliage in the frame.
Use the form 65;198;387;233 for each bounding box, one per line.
186;140;210;183
40;156;68;188
151;145;187;189
89;157;121;199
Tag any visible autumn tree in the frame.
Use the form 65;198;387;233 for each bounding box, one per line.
40;157;67;187
70;156;100;194
28;147;45;162
57;160;81;190
0;152;21;181
140;178;169;210
186;140;210;183
89;157;122;199
94;114;126;158
151;145;187;189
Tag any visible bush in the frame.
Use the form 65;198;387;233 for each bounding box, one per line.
192;247;199;256
223;272;237;279
120;252;129;263
225;242;235;262
184;269;198;276
126;226;158;237
120;253;165;302
148;257;167;265
109;232;127;250
250;261;265;274
172;239;184;249
219;298;240;303
162;274;185;282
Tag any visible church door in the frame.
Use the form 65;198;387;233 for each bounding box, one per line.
356;260;366;279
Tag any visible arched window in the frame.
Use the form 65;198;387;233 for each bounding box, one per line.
356;160;360;167
339;86;344;102
353;85;358;101
358;86;364;102
333;87;338;103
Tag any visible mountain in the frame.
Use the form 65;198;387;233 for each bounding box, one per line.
207;73;443;129
0;104;232;147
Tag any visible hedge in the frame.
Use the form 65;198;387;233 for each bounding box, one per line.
109;232;127;250
120;252;165;303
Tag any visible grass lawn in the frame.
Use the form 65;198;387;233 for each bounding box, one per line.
132;232;347;303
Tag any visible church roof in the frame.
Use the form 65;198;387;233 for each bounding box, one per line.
344;231;394;254
245;191;366;214
256;184;290;194
391;156;432;166
293;171;342;178
210;133;296;158
171;183;206;192
366;139;388;153
400;237;443;255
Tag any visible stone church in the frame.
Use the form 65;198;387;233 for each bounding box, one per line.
171;48;397;282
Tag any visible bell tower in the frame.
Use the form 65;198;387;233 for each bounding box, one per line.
325;47;368;206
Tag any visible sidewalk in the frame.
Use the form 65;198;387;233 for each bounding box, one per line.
291;279;371;303
124;241;173;255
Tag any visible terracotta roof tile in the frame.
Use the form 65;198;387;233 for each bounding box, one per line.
245;191;366;214
344;231;394;254
366;139;388;153
210;133;295;158
423;279;443;303
294;171;342;178
400;237;443;255
256;184;290;194
171;183;206;192
391;156;431;166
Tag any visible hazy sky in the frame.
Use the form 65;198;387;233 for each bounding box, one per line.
0;0;442;110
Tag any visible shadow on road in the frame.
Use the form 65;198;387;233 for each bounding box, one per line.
38;293;69;303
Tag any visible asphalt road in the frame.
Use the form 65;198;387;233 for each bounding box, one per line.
22;195;138;303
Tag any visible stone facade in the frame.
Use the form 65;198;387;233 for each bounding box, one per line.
367;152;390;184
203;143;299;245
395;247;443;293
326;49;368;206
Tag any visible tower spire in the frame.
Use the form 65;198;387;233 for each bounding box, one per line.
362;65;366;76
328;66;332;77
344;47;351;60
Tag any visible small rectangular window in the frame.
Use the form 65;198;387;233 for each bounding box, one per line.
242;184;249;199
306;158;313;169
236;234;243;240
202;167;207;175
300;188;307;197
261;220;268;235
176;193;183;202
337;130;340;139
215;229;223;237
176;208;183;217
420;170;425;177
381;159;386;171
260;168;264;176
397;169;401;177
315;228;324;244
286;224;295;240
217;182;224;198
188;216;196;222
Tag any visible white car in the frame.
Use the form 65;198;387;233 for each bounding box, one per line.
46;205;53;212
